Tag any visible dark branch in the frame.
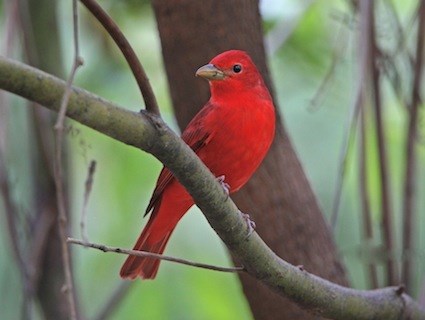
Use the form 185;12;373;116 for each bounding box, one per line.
79;0;161;116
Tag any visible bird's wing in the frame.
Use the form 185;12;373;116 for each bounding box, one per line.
144;105;215;216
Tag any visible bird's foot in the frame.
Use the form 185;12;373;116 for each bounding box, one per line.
239;211;256;239
217;175;230;197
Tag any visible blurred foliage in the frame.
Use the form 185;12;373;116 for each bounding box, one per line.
1;0;424;319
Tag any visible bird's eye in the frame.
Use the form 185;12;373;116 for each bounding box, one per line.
233;64;242;73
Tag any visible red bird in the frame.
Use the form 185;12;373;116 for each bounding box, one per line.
120;50;275;279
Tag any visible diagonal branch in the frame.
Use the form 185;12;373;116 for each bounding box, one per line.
79;0;160;116
0;57;425;319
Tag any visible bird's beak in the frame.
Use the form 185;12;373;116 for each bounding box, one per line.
195;64;225;80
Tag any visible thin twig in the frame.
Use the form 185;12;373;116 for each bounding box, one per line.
329;98;360;230
67;238;246;274
53;1;83;319
55;62;83;129
93;282;133;320
330;11;364;230
309;23;348;111
401;0;425;293
365;0;397;285
79;0;160;116
80;160;96;243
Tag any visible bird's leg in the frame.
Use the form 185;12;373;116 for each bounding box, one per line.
217;175;230;197
239;211;256;239
216;175;254;237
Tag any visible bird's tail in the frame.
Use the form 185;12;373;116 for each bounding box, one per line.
120;218;175;280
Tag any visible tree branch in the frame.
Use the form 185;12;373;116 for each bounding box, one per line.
79;0;160;116
67;238;245;274
1;56;424;319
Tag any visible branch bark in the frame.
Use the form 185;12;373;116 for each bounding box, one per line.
1;57;424;319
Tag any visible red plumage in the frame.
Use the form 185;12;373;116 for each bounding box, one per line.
120;50;275;279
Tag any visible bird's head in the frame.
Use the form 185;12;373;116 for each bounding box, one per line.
195;50;266;99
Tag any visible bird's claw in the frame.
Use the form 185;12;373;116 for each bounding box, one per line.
240;211;256;239
217;175;230;197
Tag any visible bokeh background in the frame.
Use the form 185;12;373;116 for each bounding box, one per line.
1;0;424;319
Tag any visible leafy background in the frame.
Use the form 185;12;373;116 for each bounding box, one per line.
1;0;424;319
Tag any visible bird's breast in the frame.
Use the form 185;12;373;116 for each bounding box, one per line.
198;101;275;192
